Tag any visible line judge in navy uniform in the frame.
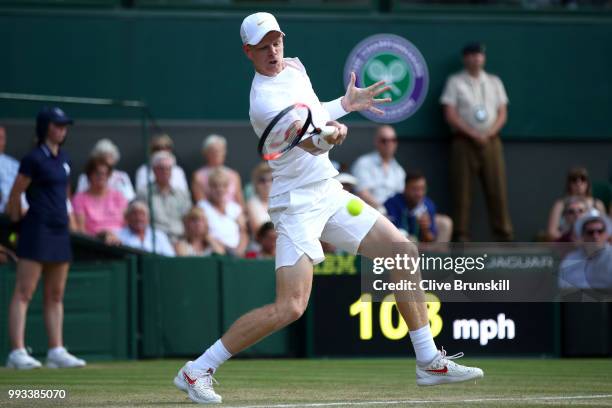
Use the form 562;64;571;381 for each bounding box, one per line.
5;107;86;369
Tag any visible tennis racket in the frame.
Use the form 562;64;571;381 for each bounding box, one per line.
258;103;337;161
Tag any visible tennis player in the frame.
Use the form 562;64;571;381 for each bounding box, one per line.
174;12;483;404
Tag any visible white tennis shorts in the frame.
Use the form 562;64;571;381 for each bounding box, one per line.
269;178;380;269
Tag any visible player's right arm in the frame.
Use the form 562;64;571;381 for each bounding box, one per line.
251;95;346;156
298;120;347;155
7;174;30;222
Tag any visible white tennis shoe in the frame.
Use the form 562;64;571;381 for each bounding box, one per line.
416;348;484;386
46;347;86;368
6;348;42;370
174;361;222;404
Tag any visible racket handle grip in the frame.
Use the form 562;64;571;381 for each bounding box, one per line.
319;125;337;137
313;133;334;151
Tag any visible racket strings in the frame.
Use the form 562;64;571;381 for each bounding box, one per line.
259;103;312;161
265;123;301;151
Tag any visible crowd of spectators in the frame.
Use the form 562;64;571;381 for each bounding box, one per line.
5;121;607;256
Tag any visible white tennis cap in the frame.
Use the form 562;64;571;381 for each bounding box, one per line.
240;12;284;46
574;208;612;237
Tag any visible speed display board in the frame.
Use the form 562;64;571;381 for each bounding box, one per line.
307;255;559;357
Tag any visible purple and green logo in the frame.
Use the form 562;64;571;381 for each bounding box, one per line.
344;34;429;123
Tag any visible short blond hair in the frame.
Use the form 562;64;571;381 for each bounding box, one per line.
91;138;120;163
150;134;174;152
251;162;272;184
126;199;148;216
151;150;176;167
183;206;206;222
202;134;227;151
208;167;229;187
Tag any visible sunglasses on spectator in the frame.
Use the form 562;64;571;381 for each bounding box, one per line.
569;175;587;183
379;138;397;145
584;227;605;236
258;177;273;183
565;208;585;215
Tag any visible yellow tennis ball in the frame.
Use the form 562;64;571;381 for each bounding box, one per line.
8;232;17;245
347;198;363;216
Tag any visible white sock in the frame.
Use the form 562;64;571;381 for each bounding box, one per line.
48;347;65;357
11;348;27;355
409;325;438;365
192;339;232;372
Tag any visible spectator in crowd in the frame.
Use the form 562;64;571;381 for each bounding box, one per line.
76;138;135;202
72;157;128;242
559;209;612;289
6;107;86;369
137;151;191;242
246;162;272;234
192;134;245;207
554;196;589;243
0;126;19;213
441;42;513;242
547;166;606;240
351;125;405;210
135;134;189;194
197;168;248;256
117;200;175;256
175;207;225;256
384;170;453;243
246;222;277;259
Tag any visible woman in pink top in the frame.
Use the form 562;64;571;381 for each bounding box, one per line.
72;157;128;242
191;134;245;207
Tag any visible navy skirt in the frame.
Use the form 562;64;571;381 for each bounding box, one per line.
16;214;72;262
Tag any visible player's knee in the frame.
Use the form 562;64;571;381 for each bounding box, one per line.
286;304;305;324
277;298;307;325
394;235;419;260
407;240;419;259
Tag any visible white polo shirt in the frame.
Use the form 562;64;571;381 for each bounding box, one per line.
249;58;348;197
351;151;406;205
440;70;509;132
117;226;175;257
198;199;242;250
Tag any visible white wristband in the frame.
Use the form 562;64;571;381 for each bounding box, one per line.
323;97;349;120
312;134;334;151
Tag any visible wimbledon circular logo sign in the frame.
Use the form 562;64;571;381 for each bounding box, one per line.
344;34;429;123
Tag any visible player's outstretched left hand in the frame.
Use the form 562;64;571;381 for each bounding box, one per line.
341;71;392;115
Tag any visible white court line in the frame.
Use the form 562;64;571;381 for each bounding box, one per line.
222;394;612;408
